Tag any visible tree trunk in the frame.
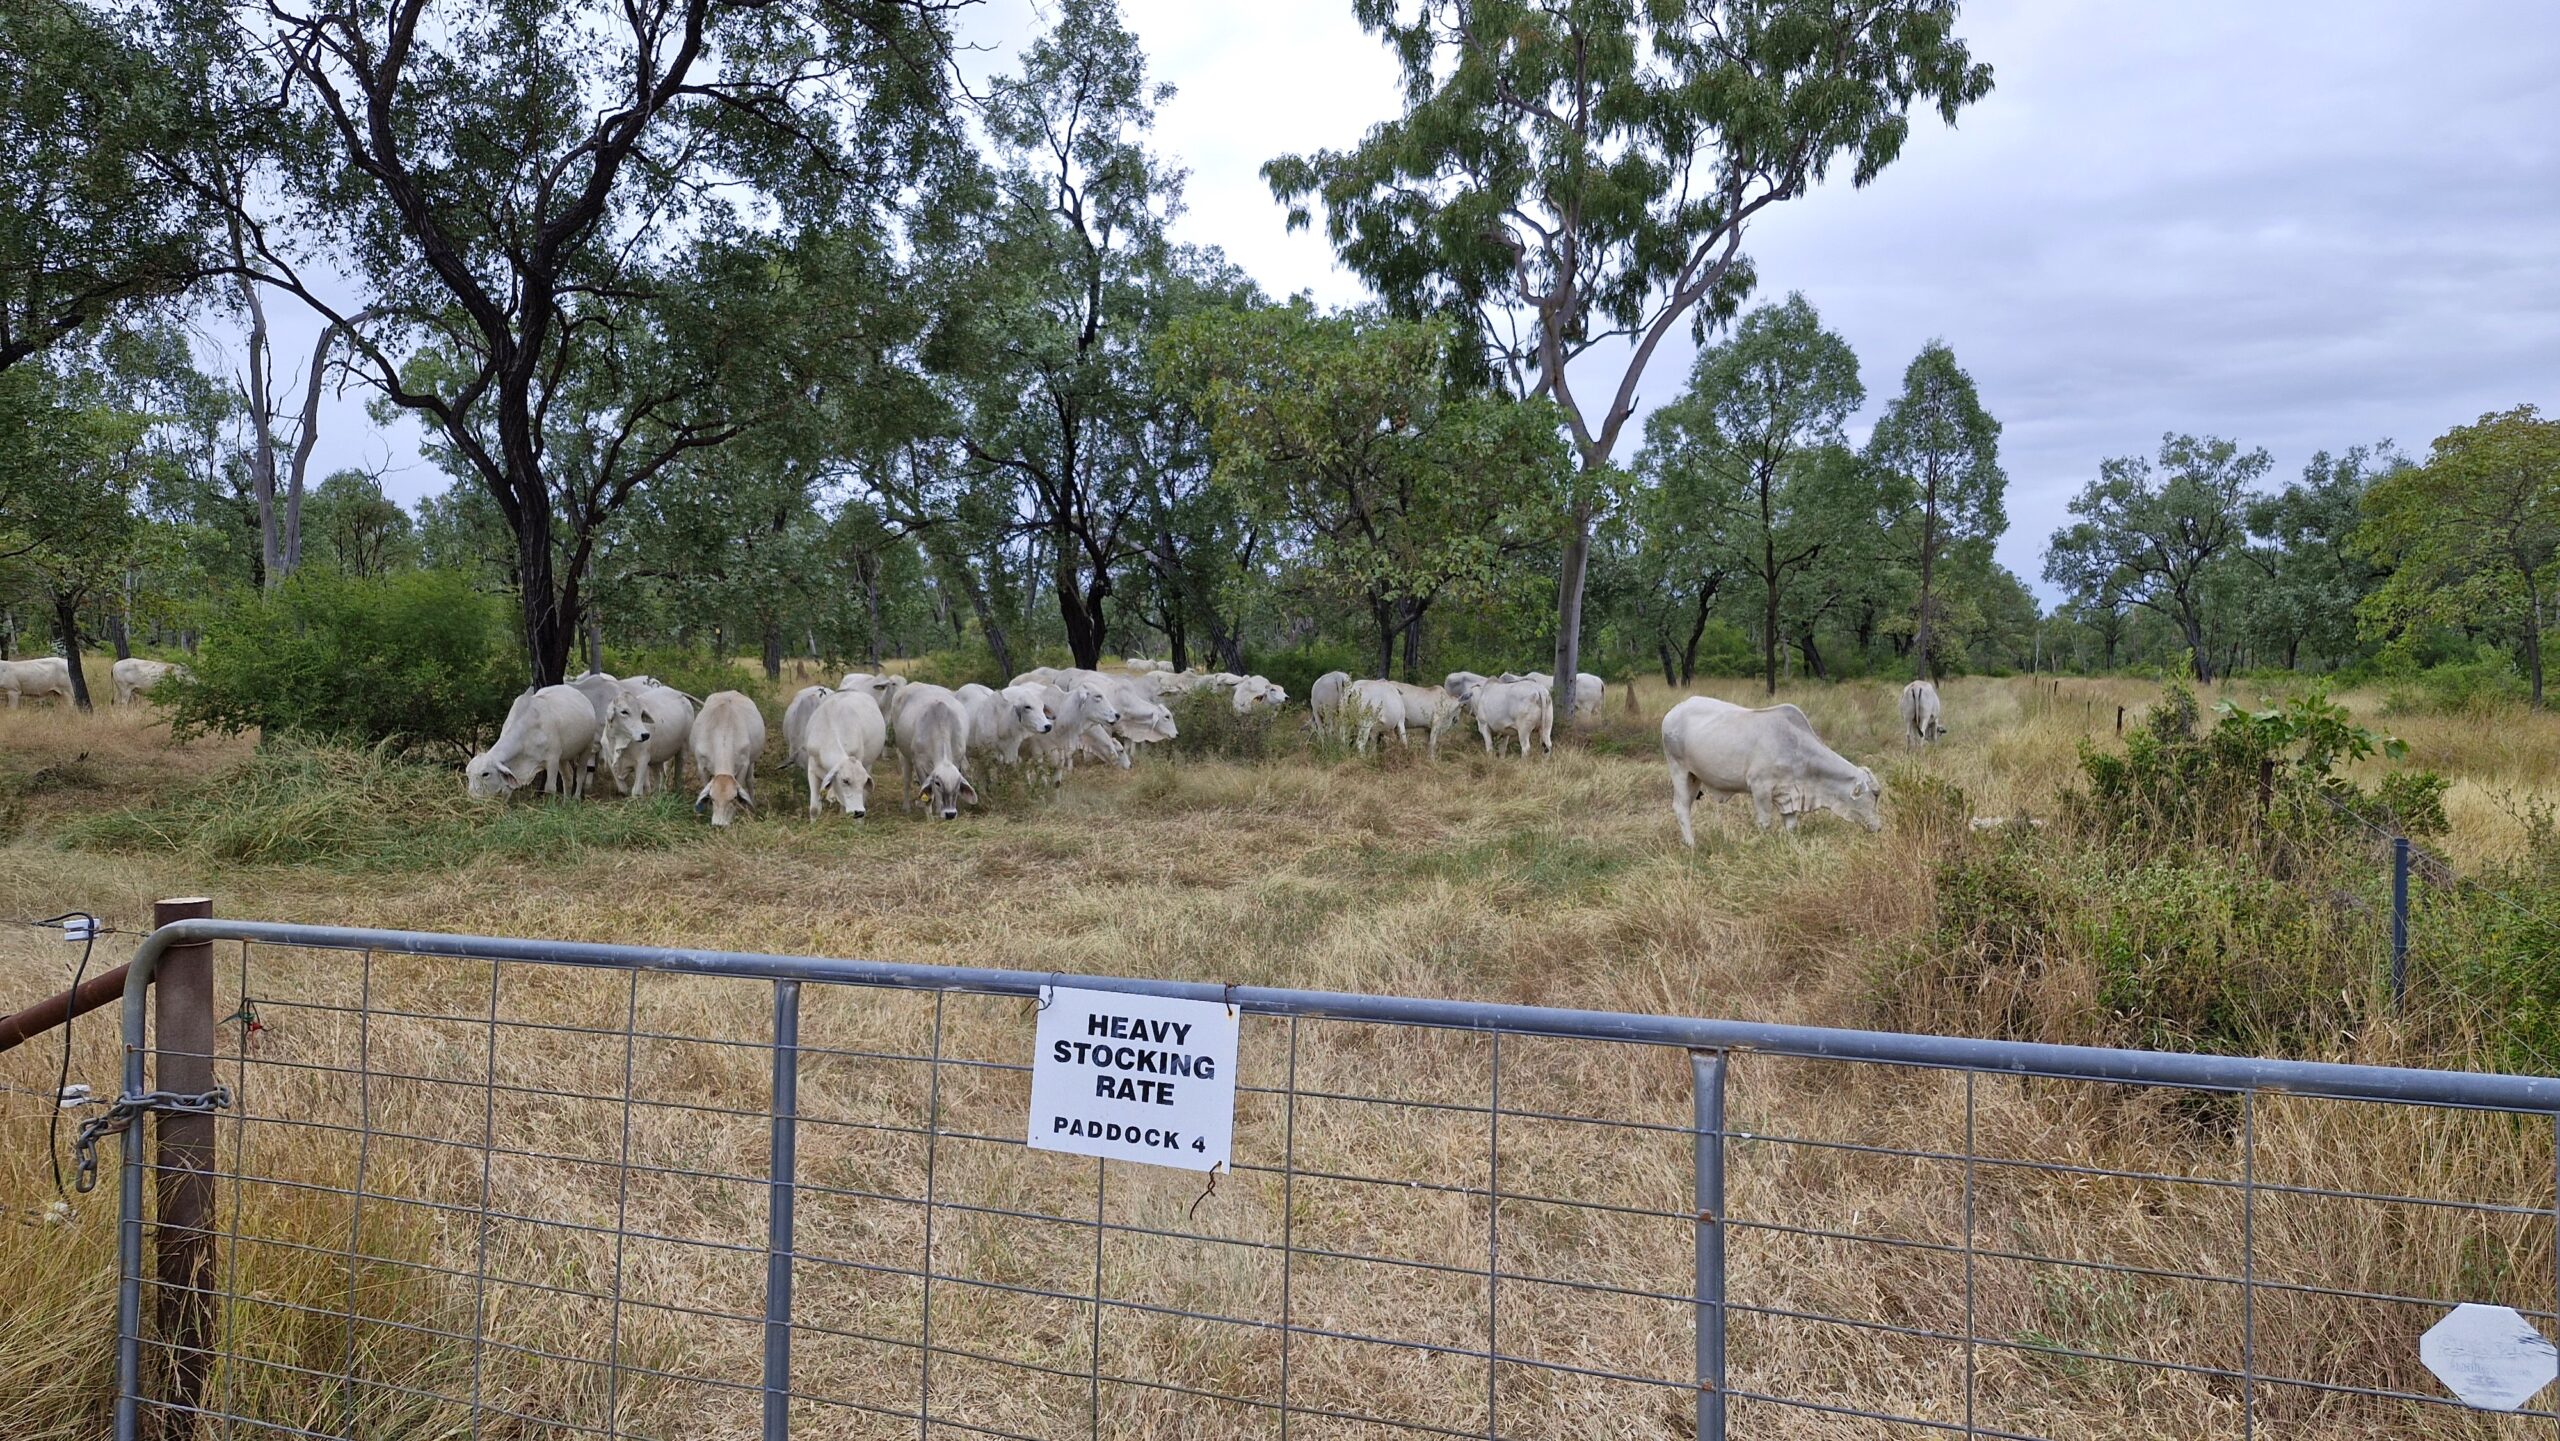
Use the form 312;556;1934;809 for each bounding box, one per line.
1399;601;1427;682
1657;643;1678;688
1681;579;1718;685
52;592;91;712
1057;554;1103;668
2527;596;2545;709
1551;502;1593;715
584;609;604;675
1913;502;1938;681
1762;576;1782;696
1372;599;1397;679
514;513;575;688
760;620;783;682
857;553;885;668
1797;630;1827;681
240;277;284;590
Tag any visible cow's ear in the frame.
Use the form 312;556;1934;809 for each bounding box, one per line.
817;764;841;792
494;763;518;786
959;778;979;805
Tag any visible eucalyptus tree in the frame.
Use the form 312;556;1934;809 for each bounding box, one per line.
1162;303;1570;679
0;0;226;372
1867;341;2004;679
1266;0;1991;712
943;0;1184;666
2242;444;2399;671
2359;407;2560;705
1636;295;1866;694
213;0;968;684
2045;435;2269;683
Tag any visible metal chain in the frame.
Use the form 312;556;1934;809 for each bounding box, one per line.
71;1087;233;1194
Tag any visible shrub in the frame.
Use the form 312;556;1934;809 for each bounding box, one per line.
1251;642;1361;706
165;570;518;756
64;737;699;870
1165;687;1287;761
903;639;1004;690
601;645;760;702
2381;651;2528;716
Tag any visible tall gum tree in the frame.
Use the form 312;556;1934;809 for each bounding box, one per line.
2358;407;2560;706
1265;0;1990;713
209;0;966;684
1635;294;1863;695
1866;340;2002;680
2044;434;2268;684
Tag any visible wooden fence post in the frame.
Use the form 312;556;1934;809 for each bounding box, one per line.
151;896;216;1435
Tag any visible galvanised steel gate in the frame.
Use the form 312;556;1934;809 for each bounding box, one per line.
103;918;2560;1439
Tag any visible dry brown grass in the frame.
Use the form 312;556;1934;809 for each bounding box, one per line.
0;674;2552;1439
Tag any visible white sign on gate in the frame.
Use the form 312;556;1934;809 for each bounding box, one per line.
2422;1303;2560;1411
1027;986;1237;1173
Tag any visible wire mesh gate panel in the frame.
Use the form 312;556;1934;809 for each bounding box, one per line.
105;921;2560;1440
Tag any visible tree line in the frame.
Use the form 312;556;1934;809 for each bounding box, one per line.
2;0;2548;714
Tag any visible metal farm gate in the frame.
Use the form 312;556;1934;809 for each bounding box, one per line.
97;918;2560;1439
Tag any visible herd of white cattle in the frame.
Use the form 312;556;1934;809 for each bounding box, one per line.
0;655;189;708
1;648;1955;844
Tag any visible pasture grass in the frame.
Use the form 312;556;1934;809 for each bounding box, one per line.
0;673;2554;1438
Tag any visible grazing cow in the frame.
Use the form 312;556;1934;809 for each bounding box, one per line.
598;681;694;796
111;658;187;706
566;671;624;792
466;685;601;800
889;683;976;820
1230;675;1287;715
0;657;75;709
1901;679;1944;747
689;691;767;826
782;684;833;765
1027;681;1123;782
802;688;887;819
1110;687;1178;753
1661;696;1882;844
1497;670;1605;720
1344;679;1461;758
1442;671;1488;700
958;682;1057;765
1455;675;1552;757
836;672;908;722
1308;671;1352;734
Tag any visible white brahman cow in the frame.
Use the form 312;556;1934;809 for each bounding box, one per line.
1661;695;1882;843
467;685;601;800
689;691;767;826
802;688;887;818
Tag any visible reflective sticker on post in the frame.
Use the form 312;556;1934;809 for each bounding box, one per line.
1027;987;1237;1173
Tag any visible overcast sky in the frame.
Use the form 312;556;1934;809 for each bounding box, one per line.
318;0;2560;601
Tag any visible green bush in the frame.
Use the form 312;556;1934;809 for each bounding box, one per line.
601;645;759;702
1165;686;1288;761
1251;642;1361;706
2381;651;2528;716
64;738;700;870
164;571;518;756
903;639;1004;690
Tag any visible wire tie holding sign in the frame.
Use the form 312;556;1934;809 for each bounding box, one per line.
1187;1166;1220;1221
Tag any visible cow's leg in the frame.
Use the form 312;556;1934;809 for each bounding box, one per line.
1669;762;1697;847
807;758;824;818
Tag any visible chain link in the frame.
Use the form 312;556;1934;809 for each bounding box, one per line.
72;1087;232;1194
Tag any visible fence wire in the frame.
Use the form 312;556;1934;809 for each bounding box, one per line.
87;923;2560;1441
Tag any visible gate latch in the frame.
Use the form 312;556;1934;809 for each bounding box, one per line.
73;1087;233;1194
